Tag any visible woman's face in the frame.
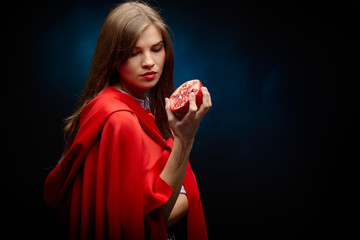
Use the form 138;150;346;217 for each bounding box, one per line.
117;24;165;98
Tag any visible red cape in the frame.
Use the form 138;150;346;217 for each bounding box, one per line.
43;87;208;240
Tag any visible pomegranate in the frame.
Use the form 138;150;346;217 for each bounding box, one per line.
170;79;203;115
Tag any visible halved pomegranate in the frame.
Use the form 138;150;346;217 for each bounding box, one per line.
170;79;203;115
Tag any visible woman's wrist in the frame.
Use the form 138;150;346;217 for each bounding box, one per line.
170;136;193;169
173;135;194;152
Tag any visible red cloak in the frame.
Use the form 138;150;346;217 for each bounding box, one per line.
43;87;208;240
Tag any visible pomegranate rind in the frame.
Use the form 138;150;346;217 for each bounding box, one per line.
170;80;203;115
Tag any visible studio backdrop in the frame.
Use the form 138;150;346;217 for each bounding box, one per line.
4;0;357;239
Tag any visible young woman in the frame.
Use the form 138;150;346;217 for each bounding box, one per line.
44;2;211;239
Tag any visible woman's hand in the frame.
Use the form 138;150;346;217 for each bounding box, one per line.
165;86;212;145
160;86;211;224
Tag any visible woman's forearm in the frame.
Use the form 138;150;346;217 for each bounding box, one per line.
159;137;193;225
167;193;188;227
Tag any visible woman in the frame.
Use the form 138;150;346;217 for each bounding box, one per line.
44;2;211;239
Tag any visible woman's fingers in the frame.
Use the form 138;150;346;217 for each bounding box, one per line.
165;98;175;123
202;87;212;108
182;93;197;124
196;87;212;118
189;92;198;113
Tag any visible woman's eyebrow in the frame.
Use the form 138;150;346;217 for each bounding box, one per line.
153;40;164;46
134;41;163;49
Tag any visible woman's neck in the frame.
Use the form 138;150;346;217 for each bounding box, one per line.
112;81;146;99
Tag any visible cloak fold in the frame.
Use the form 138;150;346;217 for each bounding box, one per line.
44;87;208;239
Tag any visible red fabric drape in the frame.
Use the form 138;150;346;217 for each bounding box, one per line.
44;87;208;239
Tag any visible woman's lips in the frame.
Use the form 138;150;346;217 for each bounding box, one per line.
140;71;157;80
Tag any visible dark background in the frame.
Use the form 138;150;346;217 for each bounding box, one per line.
3;0;357;238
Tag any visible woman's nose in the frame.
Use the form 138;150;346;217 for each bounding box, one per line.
141;52;155;69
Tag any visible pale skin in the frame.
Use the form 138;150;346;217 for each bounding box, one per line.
114;24;212;227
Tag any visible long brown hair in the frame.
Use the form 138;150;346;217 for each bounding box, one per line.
62;1;174;157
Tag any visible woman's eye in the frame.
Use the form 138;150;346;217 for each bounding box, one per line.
131;51;140;57
131;47;162;57
152;47;163;52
